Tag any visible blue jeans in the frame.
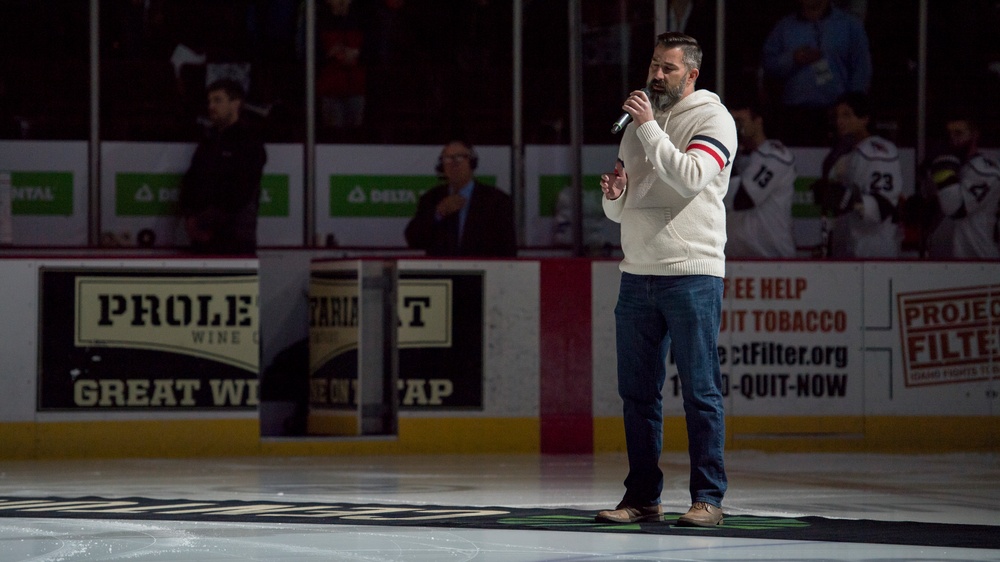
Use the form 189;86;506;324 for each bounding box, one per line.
614;272;727;508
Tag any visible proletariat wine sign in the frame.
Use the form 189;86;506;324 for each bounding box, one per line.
308;271;484;411
37;268;259;410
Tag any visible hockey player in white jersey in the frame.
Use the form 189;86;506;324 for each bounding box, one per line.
928;117;1000;259
724;103;797;258
812;92;903;258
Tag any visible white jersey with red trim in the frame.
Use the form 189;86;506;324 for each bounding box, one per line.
931;153;1000;259
827;135;903;258
725;139;797;257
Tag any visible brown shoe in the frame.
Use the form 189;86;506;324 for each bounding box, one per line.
676;502;724;527
595;501;663;523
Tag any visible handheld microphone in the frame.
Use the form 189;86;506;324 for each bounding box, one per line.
611;87;652;135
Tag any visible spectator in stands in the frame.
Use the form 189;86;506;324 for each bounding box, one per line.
761;0;871;146
405;140;516;257
165;1;254;128
414;0;502;139
0;77;23;138
926;116;1000;259
363;0;415;142
316;0;366;138
724;102;798;258
811;92;902;258
178;79;267;255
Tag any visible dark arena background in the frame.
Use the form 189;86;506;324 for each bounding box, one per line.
1;1;998;560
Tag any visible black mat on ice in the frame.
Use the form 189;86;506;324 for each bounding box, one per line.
1;496;996;549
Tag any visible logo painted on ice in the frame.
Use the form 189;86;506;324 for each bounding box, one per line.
497;514;812;532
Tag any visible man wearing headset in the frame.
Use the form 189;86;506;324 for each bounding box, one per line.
405;140;517;257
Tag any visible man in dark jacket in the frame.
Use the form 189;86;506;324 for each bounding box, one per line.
178;79;266;255
404;140;516;257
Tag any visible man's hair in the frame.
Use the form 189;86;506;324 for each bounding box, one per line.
944;112;980;133
207;78;246;102
835;91;871;120
437;139;479;171
728;98;765;120
655;32;702;71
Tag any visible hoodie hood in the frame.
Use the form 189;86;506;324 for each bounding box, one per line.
655;89;724;120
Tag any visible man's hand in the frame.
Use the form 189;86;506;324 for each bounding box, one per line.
435;193;467;218
622;89;655;128
601;159;627;200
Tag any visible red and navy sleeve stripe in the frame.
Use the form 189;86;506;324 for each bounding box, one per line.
686;135;731;169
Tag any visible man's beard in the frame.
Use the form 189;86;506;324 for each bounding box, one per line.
647;78;686;111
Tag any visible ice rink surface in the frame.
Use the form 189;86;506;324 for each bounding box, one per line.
1;451;998;561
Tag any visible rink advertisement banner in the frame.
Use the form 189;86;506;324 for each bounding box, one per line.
664;263;864;417
114;173;290;218
308;273;359;402
328;175;496;218
897;285;1000;387
396;272;483;409
594;260;1000;420
8;171;75;215
38;269;259;411
0;140;88;245
308;271;483;410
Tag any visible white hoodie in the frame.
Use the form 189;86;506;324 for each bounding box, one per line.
603;89;737;278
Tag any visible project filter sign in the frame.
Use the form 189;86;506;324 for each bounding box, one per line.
898;285;1000;387
308;271;483;410
38;269;259;411
664;264;863;416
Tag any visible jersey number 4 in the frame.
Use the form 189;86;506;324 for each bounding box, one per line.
968;183;990;203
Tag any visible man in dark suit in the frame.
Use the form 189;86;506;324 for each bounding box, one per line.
404;140;517;257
